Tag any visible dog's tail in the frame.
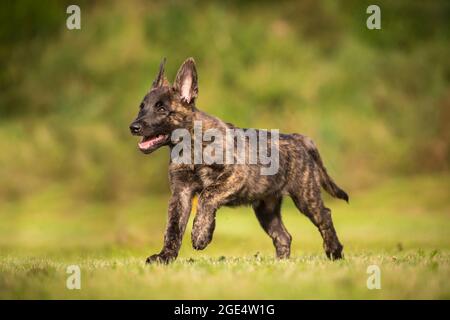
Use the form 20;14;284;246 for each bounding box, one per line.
297;135;349;203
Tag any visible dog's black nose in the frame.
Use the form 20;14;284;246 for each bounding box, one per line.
129;123;141;134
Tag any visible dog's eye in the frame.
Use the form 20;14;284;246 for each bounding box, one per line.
155;101;165;112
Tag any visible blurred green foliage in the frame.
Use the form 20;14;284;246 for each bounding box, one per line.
0;0;449;203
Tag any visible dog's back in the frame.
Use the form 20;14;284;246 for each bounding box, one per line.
190;117;348;207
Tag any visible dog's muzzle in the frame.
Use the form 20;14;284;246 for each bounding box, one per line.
129;122;142;135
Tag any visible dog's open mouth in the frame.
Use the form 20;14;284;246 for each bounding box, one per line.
138;134;169;152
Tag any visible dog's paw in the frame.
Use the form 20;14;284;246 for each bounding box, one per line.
191;233;212;250
145;253;175;265
275;248;291;260
324;242;344;260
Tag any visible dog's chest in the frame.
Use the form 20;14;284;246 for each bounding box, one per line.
195;165;223;188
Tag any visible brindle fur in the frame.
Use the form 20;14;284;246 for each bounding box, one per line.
129;58;348;264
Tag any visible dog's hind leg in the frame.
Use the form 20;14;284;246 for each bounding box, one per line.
290;171;343;260
252;197;292;259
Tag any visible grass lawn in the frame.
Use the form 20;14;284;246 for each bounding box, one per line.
0;175;449;299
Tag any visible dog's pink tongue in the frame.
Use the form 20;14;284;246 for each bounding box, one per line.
138;139;153;149
139;135;166;149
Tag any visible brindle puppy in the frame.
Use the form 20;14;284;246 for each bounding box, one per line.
129;58;348;264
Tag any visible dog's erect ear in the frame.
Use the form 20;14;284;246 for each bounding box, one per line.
173;57;198;104
152;58;168;89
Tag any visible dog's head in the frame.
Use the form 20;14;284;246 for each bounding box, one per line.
129;58;198;154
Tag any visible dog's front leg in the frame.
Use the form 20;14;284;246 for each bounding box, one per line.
191;197;218;251
191;181;238;250
146;188;194;264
